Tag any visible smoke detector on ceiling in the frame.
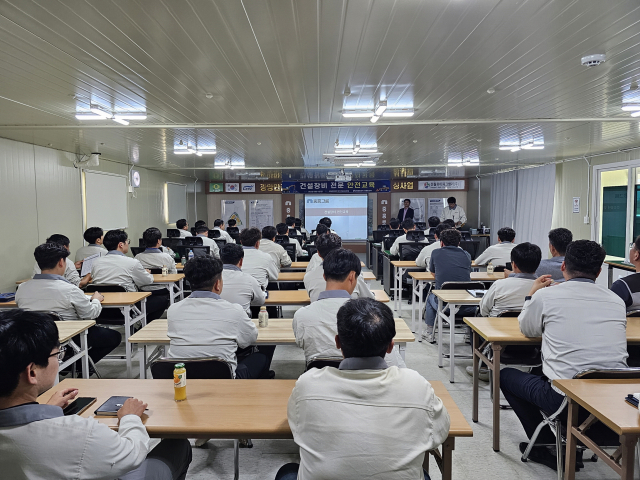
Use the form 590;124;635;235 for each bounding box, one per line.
581;54;606;67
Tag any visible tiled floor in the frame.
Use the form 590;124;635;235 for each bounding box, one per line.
91;258;625;480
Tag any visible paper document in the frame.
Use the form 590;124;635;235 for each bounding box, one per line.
80;253;100;277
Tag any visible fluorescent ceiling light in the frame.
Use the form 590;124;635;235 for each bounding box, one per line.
342;111;374;117
622;104;640;111
197;150;216;154
359;149;379;153
522;144;544;150
230;165;245;169
112;117;129;125
114;114;147;120
511;147;521;152
335;148;353;153
195;152;202;156
90;105;112;118
362;161;376;165
75;114;106;120
374;100;387;116
631;110;640;117
344;163;361;167
383;109;414;117
174;150;192;155
499;146;516;150
353;144;360;153
214;165;230;169
370;115;380;123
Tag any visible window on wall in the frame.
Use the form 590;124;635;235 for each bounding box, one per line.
594;161;640;259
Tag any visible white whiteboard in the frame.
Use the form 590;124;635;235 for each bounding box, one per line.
84;171;128;230
167;183;187;224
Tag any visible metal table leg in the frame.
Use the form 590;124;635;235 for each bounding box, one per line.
80;329;90;379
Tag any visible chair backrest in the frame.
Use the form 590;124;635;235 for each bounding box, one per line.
627;309;640;317
493;266;506;272
399;242;428;261
309;234;318;244
460;231;472;241
214;239;226;250
208;229;221;239
415;222;427;231
460;240;479;259
227;226;239;235
162;237;183;250
130;246;145;256
441;281;486;291
383;236;397;251
150;356;233;379
406;230;425;242
183;236;203;246
305;357;343;371
149;268;163;274
288;228;300;240
283;244;297;262
496;309;521;317
575;367;640;380
138;238;145;247
378;224;390;230
275;235;290;245
174;245;211;259
84;283;127;293
306;245;317;258
190;227;196;236
32;310;64;322
300;232;307;242
167;229;181;238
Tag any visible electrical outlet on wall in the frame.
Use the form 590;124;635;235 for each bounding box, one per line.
584;215;589;224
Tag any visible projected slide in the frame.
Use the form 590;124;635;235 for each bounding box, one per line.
305;195;368;240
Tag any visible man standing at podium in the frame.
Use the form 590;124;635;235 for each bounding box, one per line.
440;197;467;227
397;199;414;222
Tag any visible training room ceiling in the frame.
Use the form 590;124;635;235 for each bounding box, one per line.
0;0;640;178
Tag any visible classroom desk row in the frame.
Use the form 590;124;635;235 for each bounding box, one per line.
463;316;640;455
129;317;413;379
39;378;472;480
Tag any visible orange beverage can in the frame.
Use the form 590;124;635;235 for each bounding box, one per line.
173;363;187;402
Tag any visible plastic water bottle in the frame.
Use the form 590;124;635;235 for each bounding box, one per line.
161;264;168;276
188;249;194;262
258;306;269;327
487;262;494;274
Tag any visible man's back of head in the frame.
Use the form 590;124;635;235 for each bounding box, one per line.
262;225;277;240
194;220;207;230
239;228;262;247
439;228;461;247
195;225;209;235
442;219;455;228
228;219;237;228
46;234;70;248
315;224;329;236
83;227;103;245
497;227;516;243
402;219;415;232
286;217;295;227
337;298;395;359
389;218;400;230
214;219;224;228
220;244;244;266
563;240;605;281
176;219;188;230
323;248;361;285
434;224;448;240
276;223;288;236
428;216;440;228
142;227;162;248
319;217;332;229
103;230;128;251
316;233;341;258
548;228;573;256
35;243;69;271
183;255;223;291
510;242;542;274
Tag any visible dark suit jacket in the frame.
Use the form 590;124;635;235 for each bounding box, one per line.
397;207;414;221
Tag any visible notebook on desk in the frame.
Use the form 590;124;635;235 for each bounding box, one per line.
467;289;487;298
94;396;132;416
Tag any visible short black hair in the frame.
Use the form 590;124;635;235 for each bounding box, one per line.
103;230;128;251
337;298;395;358
0;310;60;397
497;227;516;242
548;228;573;255
262;226;277;240
389;218;400;229
34;243;70;270
142;227;163;248
564;240;606;280
402;219;415;231
227;219;237;227
319;217;332;228
442;219;456;228
315;224;329;236
196;225;209;234
220;243;244;266
183;255;223;291
510;242;542;274
294;218;302;228
434;224;449;239
428;216;440;228
194;220;207;229
403;198;411;204
176;219;188;230
447;197;456;204
46;234;70;247
323;248;361;282
83;227;103;244
439;228;461;247
316;232;342;258
214;219;224;228
285;217;295;227
239;227;261;247
276;223;288;235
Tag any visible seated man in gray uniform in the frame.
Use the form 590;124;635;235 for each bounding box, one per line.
0;309;191;479
259;225;292;269
75;226;107;262
33;234;90;288
304;233;374;303
17;243;120;367
91;230;167;322
195;224;220;258
212;218;235;244
167;256;273;379
135;227;177;274
294;248;405;368
534;227;573;281
176;218;192;237
220;244;266;316
239;227;279;289
305;224;329;272
277;222;307;258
